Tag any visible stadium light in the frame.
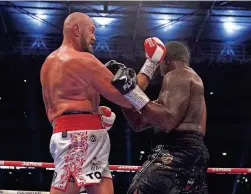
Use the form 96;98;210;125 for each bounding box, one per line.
94;17;113;27
158;15;172;31
33;10;47;25
223;17;241;34
140;151;145;154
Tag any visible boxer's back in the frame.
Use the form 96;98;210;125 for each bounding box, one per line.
180;68;206;134
158;67;206;134
40;48;99;122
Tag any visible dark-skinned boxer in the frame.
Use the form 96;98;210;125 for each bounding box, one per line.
106;39;209;194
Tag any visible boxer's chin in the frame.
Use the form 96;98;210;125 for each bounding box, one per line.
88;45;94;54
82;44;93;54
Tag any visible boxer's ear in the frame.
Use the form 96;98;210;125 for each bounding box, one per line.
165;60;169;68
73;24;80;37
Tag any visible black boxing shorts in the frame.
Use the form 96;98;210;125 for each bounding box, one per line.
127;130;210;194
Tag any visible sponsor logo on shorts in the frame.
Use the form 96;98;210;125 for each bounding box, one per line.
0;161;4;165
89;133;97;143
62;131;67;138
248;169;251;173
86;172;102;180
22;162;42;167
211;168;231;172
90;157;102;171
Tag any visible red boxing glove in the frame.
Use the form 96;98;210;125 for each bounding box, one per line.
140;37;166;79
98;106;116;131
99;106;112;117
144;37;166;64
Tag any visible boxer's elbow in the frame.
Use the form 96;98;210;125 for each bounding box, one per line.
129;122;142;132
122;108;149;132
131;120;148;132
142;105;178;132
157;112;177;132
134;125;152;132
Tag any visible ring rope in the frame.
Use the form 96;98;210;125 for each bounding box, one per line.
0;160;250;174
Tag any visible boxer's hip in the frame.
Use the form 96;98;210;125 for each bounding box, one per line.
151;130;210;167
52;111;104;133
50;112;108;160
49;112;111;190
127;130;209;194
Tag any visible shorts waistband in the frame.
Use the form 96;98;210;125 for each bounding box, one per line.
61;111;93;115
53;113;104;134
152;130;206;148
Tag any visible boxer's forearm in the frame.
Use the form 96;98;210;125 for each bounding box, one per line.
140;102;178;132
121;107;152;132
137;73;150;91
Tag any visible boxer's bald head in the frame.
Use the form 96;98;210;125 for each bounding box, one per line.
160;41;190;76
63;12;96;53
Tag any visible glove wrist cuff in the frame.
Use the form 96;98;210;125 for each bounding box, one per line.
139;59;157;80
124;85;150;111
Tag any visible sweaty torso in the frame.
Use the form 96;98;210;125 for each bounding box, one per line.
40;48;100;122
157;67;206;135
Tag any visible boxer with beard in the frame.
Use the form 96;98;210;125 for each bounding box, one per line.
41;12;134;194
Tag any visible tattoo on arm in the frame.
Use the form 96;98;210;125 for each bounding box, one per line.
140;72;191;132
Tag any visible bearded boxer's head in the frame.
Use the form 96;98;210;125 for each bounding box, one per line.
160;41;190;76
63;12;96;53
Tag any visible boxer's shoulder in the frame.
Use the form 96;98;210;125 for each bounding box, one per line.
165;67;201;83
72;52;102;67
163;68;191;83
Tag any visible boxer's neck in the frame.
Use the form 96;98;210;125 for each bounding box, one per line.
62;28;83;52
170;60;188;70
62;38;83;52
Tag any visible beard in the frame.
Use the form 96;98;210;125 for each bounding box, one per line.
88;45;94;54
82;44;93;54
81;38;94;54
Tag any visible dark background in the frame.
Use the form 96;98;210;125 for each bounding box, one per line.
0;1;251;194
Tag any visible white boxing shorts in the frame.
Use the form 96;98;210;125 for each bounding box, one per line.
49;113;112;192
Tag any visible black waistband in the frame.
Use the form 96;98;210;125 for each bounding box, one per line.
62;111;93;115
152;130;205;149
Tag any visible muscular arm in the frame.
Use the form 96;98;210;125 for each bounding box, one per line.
140;72;191;133
137;73;150;91
121;73;152;131
78;53;133;108
121;107;152;132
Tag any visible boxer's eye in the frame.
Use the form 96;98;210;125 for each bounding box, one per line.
90;26;95;34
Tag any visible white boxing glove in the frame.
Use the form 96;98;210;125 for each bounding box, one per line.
98;106;116;131
139;37;166;79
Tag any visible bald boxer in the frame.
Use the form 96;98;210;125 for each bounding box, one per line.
111;40;210;194
40;12;133;194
